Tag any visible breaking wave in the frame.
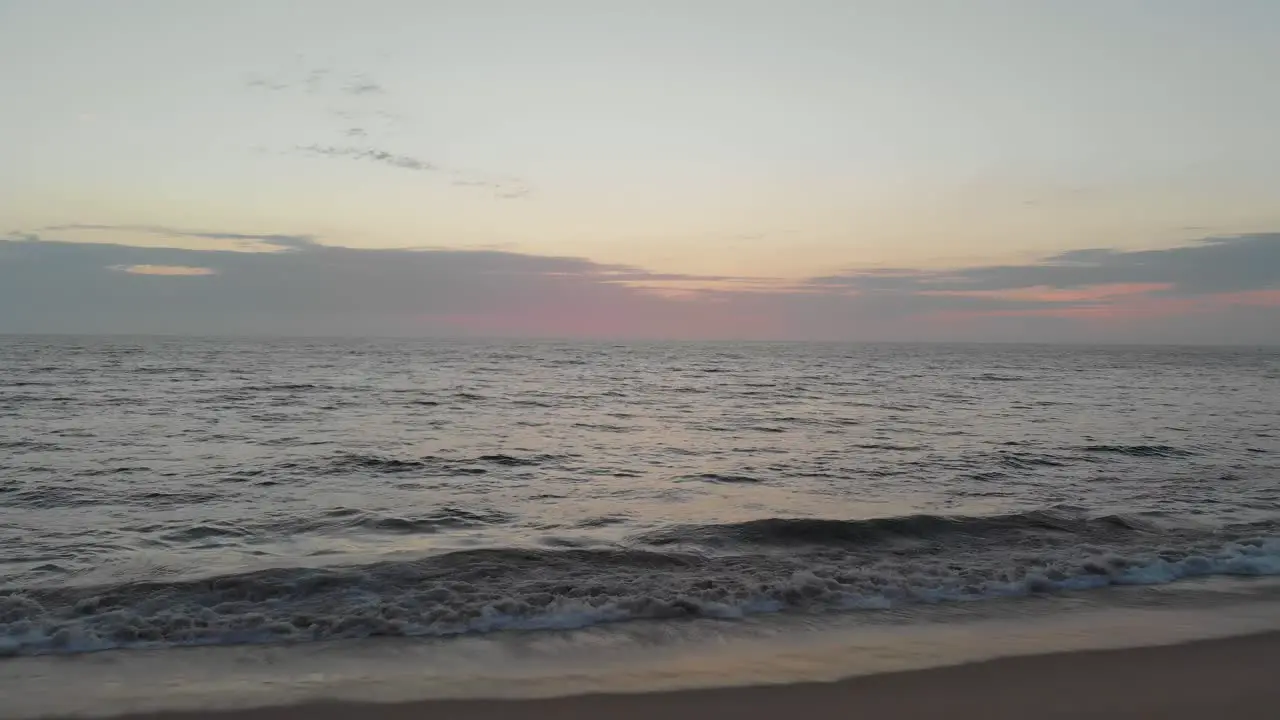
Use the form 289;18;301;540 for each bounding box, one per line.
3;509;1279;657
635;509;1159;547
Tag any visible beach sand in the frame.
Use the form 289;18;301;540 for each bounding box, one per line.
95;631;1280;720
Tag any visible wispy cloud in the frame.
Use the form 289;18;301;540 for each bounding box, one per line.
297;144;437;172
245;77;289;91
304;68;329;93
343;78;384;96
243;66;531;200
245;68;383;96
449;172;534;200
296;145;534;200
332;109;399;124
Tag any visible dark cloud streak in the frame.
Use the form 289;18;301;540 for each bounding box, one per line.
815;234;1280;298
39;225;315;250
0;232;771;338
4;231;1278;343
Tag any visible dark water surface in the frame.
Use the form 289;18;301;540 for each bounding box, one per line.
2;337;1278;655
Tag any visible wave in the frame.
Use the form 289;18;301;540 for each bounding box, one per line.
345;507;511;534
129;367;208;376
0;393;47;405
75;466;153;477
571;422;631;433
319;451;560;475
679;473;761;484
476;454;548;467
1079;444;1197;458
634;509;1159;547
2;487;108;509
997;452;1071;470
318;453;432;474
137;506;514;540
160;523;249;542
131;486;224;504
0;439;61;451
4;510;1278;657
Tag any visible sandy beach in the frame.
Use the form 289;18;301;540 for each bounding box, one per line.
90;631;1279;720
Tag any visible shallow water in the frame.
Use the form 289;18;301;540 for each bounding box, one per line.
6;578;1280;718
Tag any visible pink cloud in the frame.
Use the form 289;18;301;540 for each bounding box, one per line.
919;283;1174;303
109;264;217;276
422;294;786;340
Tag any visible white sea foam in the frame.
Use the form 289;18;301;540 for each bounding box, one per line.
4;536;1279;656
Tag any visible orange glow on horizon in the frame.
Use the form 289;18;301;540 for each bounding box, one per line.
921;288;1280;324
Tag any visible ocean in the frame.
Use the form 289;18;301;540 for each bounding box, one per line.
3;336;1280;715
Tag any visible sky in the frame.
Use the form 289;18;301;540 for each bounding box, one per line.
2;0;1279;342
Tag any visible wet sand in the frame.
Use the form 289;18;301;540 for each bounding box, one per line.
93;631;1280;720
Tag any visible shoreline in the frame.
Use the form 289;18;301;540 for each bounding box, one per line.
85;630;1280;720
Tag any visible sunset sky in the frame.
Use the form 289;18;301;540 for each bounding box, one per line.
3;0;1279;342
